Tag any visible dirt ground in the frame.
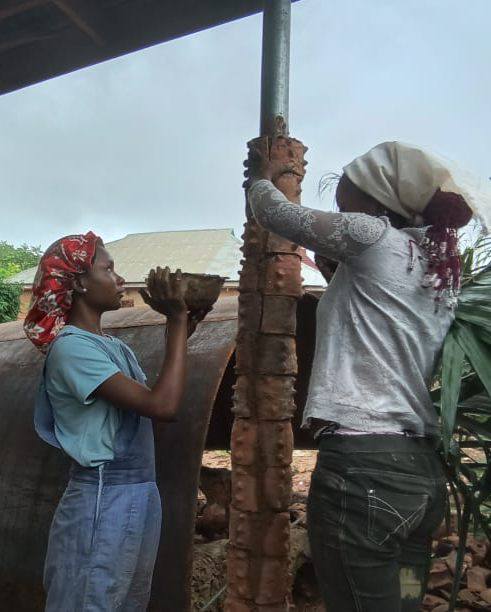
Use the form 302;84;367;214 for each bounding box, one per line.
194;451;491;612
200;449;316;502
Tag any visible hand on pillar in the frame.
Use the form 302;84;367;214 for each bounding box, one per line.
243;136;305;187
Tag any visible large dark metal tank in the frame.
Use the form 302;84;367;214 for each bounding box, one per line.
0;293;318;611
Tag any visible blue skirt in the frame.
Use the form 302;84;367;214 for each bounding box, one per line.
44;474;162;611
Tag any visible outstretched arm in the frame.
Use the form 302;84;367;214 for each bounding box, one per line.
248;179;388;262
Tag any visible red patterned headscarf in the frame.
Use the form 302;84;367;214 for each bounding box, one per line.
24;232;102;352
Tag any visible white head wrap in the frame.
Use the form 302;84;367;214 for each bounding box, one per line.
343;141;491;232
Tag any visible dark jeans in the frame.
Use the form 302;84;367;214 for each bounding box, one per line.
307;434;447;612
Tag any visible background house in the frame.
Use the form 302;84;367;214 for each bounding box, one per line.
10;228;326;318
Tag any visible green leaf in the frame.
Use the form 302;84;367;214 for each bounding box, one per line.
453;322;491;398
461;264;491;290
457;414;491;439
432;374;484;408
473;267;491;285
459;393;491;414
478;465;491;503
0;241;42;276
461;247;474;277
456;305;491;331
458;290;490;306
441;329;465;455
0;280;22;323
478;328;491;346
459;375;485;403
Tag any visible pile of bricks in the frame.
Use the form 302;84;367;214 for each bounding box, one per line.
422;534;491;611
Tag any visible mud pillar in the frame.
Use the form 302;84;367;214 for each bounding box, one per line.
225;2;307;609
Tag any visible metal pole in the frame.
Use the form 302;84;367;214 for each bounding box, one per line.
260;0;291;136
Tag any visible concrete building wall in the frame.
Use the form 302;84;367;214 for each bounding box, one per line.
19;290;32;319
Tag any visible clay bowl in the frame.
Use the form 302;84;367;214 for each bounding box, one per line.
170;272;226;311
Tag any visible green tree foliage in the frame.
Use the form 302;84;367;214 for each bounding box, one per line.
0;283;22;323
0;241;42;277
0;242;42;323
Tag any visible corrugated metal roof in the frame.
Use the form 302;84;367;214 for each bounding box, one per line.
101;229;243;282
8;228;326;288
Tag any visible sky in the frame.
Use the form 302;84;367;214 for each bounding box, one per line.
1;0;491;250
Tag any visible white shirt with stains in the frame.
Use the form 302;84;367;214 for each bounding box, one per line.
248;179;453;437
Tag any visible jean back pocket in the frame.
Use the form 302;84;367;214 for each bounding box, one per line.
367;488;428;546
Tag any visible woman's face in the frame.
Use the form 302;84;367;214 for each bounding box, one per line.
79;245;125;312
335;173;385;216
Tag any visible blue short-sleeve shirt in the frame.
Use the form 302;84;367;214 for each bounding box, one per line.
45;325;144;467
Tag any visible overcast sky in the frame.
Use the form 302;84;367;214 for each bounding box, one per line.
1;0;490;250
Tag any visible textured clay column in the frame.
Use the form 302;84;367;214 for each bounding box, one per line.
225;134;307;611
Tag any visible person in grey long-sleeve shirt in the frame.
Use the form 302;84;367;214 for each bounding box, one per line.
249;178;452;438
245;140;482;612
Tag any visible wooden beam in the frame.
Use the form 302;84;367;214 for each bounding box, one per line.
51;0;104;46
0;32;55;54
0;0;49;21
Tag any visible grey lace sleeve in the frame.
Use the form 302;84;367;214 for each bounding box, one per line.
248;179;389;261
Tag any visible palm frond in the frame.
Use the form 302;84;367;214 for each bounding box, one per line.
434;235;491;611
